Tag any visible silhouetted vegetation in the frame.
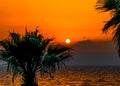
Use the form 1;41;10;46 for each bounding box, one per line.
0;29;71;86
96;0;120;56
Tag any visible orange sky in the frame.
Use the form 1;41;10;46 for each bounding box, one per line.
0;0;111;43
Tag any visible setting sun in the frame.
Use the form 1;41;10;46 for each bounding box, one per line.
65;39;71;44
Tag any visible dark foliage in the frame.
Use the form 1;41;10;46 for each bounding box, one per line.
96;0;120;56
0;29;71;86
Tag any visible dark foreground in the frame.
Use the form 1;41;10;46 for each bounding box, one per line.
0;63;120;86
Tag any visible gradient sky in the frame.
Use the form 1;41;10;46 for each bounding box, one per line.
0;0;120;66
0;0;112;43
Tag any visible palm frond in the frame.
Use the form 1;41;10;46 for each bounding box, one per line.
113;25;120;56
10;32;20;45
42;38;54;48
11;65;23;83
96;0;120;12
48;44;70;55
58;52;71;60
41;54;63;77
42;54;61;66
0;40;11;50
102;13;120;32
33;29;39;36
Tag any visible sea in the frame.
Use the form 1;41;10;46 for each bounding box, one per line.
0;62;120;86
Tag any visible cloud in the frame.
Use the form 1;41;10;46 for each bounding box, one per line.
66;40;120;66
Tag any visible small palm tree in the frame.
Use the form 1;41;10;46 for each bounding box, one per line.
96;0;120;55
0;29;71;86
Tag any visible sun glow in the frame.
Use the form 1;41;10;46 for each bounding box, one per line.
65;39;71;44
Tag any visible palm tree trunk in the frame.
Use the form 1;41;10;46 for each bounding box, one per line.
21;61;38;86
22;72;38;86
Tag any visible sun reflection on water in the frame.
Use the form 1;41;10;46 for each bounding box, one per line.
0;66;120;86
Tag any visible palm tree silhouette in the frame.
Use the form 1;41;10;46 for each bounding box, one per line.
96;0;120;55
0;29;71;86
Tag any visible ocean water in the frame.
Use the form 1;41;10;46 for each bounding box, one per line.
0;64;120;86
